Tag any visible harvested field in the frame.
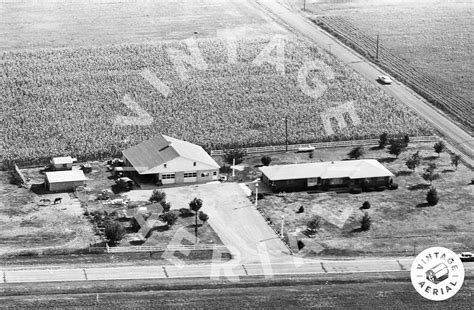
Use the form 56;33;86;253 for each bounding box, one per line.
314;16;473;131
1;35;432;167
0;0;286;50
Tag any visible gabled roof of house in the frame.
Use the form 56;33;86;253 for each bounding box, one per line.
122;134;219;174
259;159;393;181
45;170;86;183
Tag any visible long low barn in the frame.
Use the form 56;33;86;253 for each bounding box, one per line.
259;159;394;192
45;170;86;192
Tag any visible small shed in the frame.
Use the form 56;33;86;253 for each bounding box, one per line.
45;170;86;192
50;156;77;171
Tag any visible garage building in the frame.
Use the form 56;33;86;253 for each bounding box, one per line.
45;170;86;192
259;159;394;192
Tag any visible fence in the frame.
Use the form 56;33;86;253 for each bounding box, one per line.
104;244;229;254
210;136;438;156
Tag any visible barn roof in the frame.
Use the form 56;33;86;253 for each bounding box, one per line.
45;170;86;183
122;134;219;174
259;160;393;181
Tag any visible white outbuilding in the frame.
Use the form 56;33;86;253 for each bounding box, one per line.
50;156;77;171
45;170;86;192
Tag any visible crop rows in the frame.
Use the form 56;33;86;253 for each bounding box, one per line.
315;16;473;131
1;36;432;168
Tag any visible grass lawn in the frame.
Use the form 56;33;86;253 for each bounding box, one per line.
229;141;473;256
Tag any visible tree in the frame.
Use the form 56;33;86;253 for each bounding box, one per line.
405;152;421;172
426;187;439;206
149;189;166;203
160;212;178;227
433;141;445;158
422;163;440;185
223;147;247;165
348;146;364;159
360;212;371;231
261;155;272;166
403;134;410;147
378;132;388;149
198;211;209;223
104;221;126;245
388;139;405;158
361;201;371;209
160;201;171;213
307;216;321;234
189;197;203;240
451;154;461;170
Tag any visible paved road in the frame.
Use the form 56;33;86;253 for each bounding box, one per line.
255;0;473;163
2;258;473;283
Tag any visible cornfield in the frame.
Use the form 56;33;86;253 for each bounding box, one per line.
1;36;432;168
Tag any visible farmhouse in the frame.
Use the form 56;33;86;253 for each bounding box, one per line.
45;170;86;192
50;156;77;171
259;159;394;192
122;134;220;185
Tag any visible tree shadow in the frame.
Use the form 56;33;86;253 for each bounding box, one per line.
424;155;438;161
378;157;396;163
254;164;263;168
416;202;430;208
408;184;431;191
370;146;382;151
186;223;203;228
442;169;455;173
396;170;413;177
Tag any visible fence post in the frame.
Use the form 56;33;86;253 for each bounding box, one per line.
106;243;109;254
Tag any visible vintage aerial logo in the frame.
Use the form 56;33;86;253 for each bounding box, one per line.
410;247;465;301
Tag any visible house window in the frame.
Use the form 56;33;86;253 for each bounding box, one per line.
213;171;217;176
62;164;67;168
201;172;210;177
193;162;196;166
184;172;197;178
161;173;175;179
164;164;167;168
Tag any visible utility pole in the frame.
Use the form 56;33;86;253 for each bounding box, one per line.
255;183;259;207
376;34;380;59
280;215;285;236
285;116;288;152
303;0;306;11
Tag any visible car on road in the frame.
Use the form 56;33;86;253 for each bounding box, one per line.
297;145;315;152
458;252;474;262
377;75;392;84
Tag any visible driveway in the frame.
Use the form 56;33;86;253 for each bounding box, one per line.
127;183;290;263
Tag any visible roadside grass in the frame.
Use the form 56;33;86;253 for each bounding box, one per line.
236;142;473;256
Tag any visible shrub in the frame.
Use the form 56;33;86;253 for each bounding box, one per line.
261;155;272;166
378;132;388;148
388;139;405;158
360;212;371;231
450;154;461;170
433;141;445;157
426;187;439;206
389;183;399;190
403;134;410;147
223;147;247;165
361;201;371;209
347;146;364;159
307;216;322;234
198;211;209;223
104;221;126;244
160;212;178;227
160;201;171;213
149;189;166;203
